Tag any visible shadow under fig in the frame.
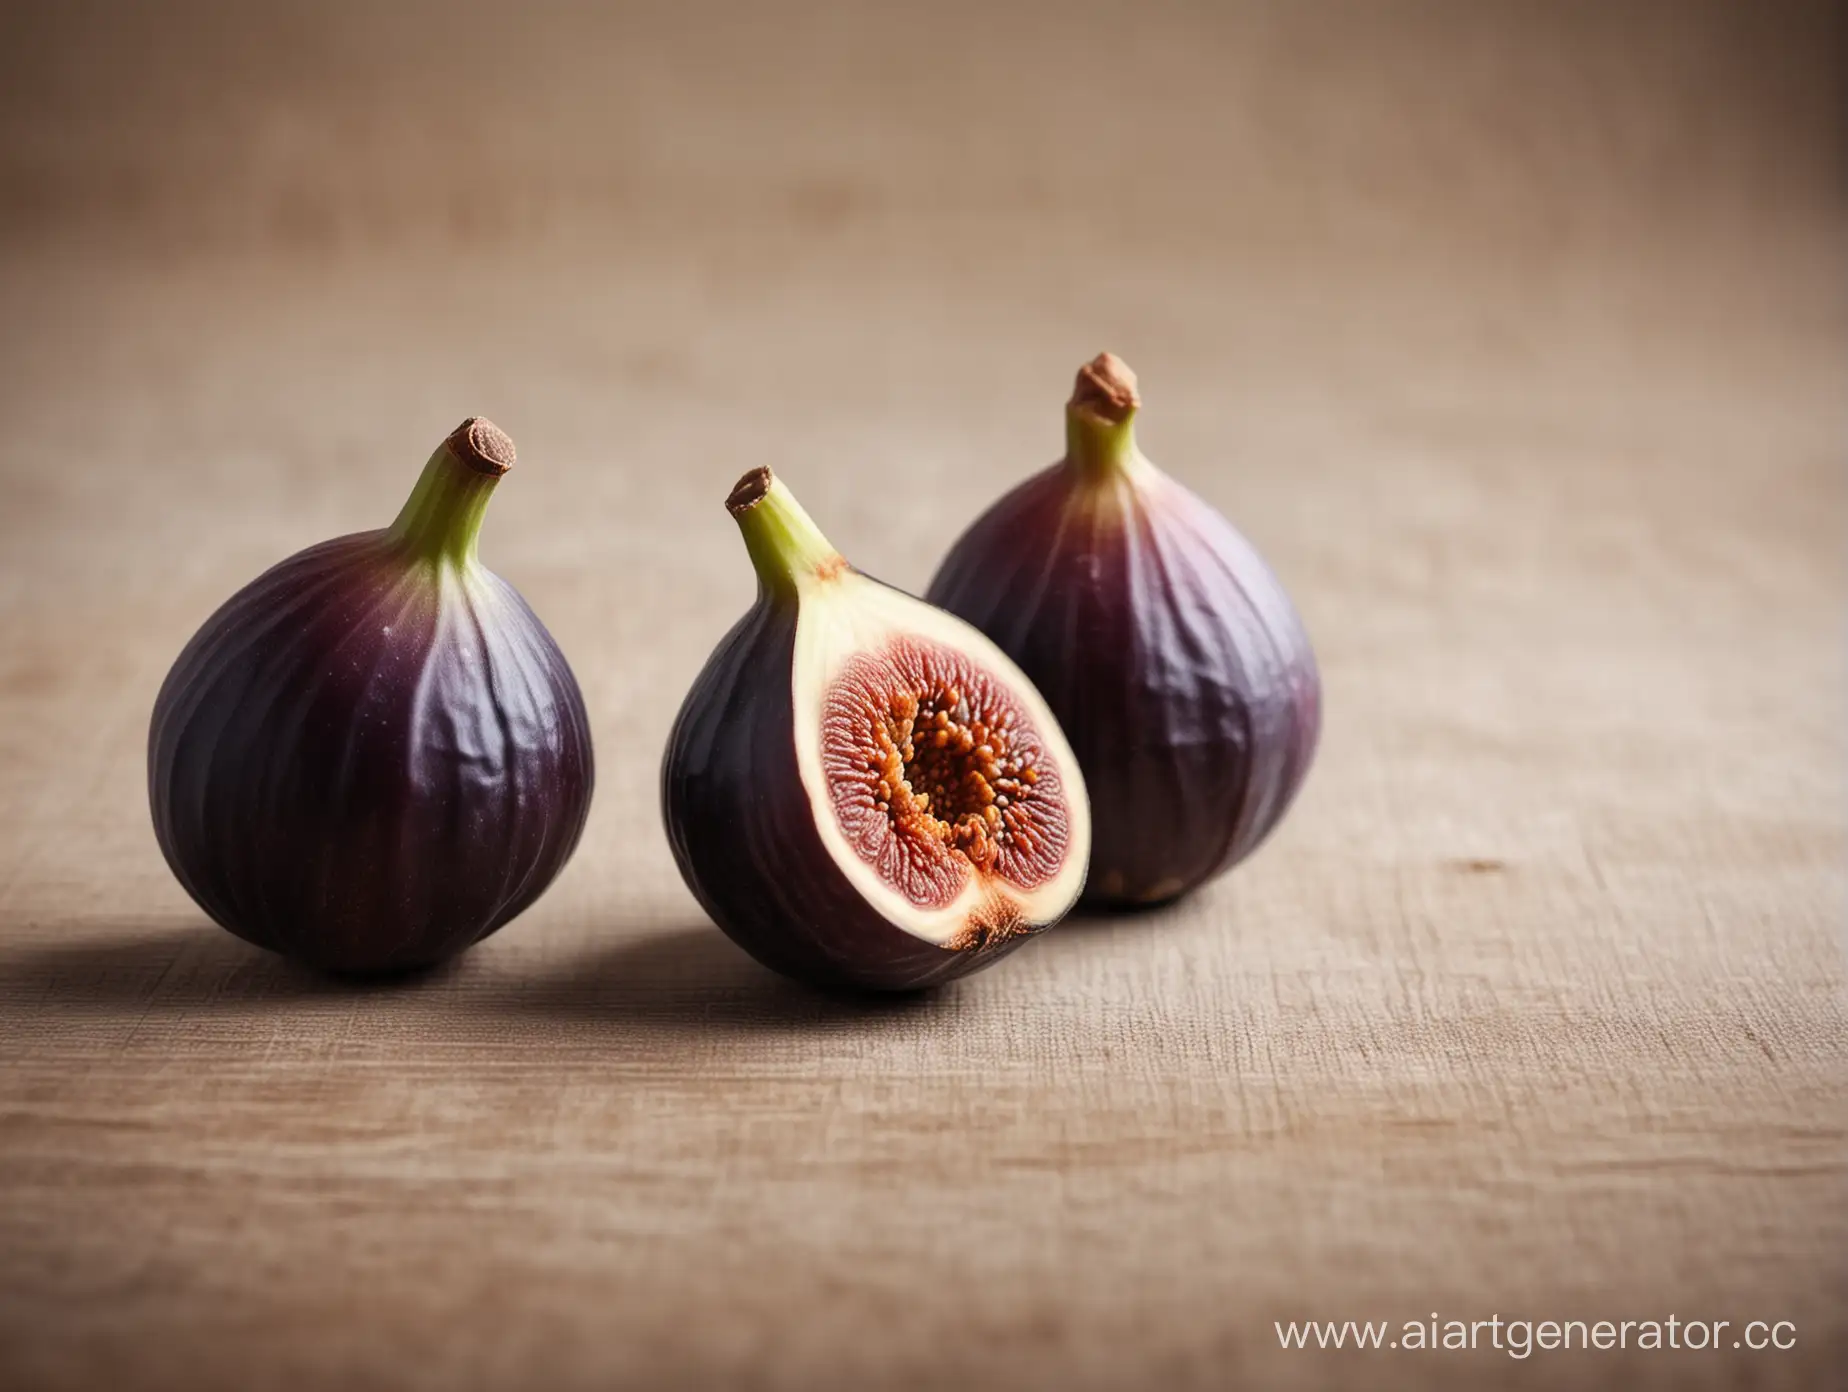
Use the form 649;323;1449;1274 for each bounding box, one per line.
506;924;952;1033
1062;893;1196;929
0;919;460;1013
0;918;957;1035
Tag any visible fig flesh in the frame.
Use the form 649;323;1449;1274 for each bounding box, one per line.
149;419;595;974
661;468;1090;991
927;354;1319;908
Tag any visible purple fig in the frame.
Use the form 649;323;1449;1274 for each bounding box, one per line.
149;419;594;974
927;354;1320;908
661;468;1090;991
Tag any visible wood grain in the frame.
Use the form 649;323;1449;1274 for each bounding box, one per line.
1;3;1843;1388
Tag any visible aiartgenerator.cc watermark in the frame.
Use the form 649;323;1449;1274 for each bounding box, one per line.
1275;1314;1798;1359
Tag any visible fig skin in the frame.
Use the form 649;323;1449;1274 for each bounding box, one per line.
661;468;1091;992
927;354;1320;908
148;419;594;974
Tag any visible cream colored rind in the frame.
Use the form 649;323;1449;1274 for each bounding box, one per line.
789;570;1091;947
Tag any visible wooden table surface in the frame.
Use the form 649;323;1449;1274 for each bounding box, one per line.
1;4;1843;1389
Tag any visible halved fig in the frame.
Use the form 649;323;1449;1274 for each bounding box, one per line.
661;468;1090;991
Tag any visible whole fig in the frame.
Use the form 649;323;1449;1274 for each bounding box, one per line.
149;419;594;973
927;354;1319;908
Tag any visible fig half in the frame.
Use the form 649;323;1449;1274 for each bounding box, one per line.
928;354;1320;908
661;468;1090;991
149;419;595;974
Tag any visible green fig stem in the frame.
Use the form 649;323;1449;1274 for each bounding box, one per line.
388;418;516;566
727;467;844;598
1065;352;1147;482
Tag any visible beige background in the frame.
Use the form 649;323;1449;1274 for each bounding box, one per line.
1;2;1843;1388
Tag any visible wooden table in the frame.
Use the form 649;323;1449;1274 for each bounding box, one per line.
2;4;1842;1388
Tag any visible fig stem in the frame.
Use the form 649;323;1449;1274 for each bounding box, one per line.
727;467;843;596
388;420;511;565
1065;352;1145;481
1065;403;1141;480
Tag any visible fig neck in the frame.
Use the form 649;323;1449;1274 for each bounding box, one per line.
1065;406;1149;485
728;468;845;600
388;443;500;567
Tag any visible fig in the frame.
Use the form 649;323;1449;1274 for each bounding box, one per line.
148;419;594;974
661;468;1091;991
926;353;1320;908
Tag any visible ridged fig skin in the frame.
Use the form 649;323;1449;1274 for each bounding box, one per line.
661;589;1034;993
149;532;594;974
927;465;1319;908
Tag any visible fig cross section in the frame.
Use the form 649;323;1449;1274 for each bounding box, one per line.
661;467;1090;991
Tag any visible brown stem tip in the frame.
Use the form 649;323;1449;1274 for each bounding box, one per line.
447;417;517;476
727;466;773;515
1069;352;1140;423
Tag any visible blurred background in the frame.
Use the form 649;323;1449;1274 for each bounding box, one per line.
0;2;1842;1389
2;0;1839;900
